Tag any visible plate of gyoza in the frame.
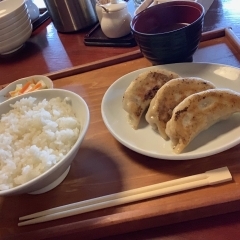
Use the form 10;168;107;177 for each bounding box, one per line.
101;62;240;160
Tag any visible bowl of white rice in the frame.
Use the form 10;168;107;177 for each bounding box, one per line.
0;89;90;196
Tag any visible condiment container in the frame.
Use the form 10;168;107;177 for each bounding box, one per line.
99;0;132;38
25;0;39;22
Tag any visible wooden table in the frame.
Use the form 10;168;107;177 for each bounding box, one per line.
1;0;240;239
0;0;240;84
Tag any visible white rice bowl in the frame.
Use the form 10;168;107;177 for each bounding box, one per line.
0;89;90;196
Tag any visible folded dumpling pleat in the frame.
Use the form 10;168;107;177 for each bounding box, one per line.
122;68;180;129
165;89;240;154
146;77;216;140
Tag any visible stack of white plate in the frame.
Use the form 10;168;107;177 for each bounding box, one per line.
0;0;32;55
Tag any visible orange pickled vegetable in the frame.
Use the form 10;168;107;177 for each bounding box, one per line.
8;79;47;98
19;82;32;94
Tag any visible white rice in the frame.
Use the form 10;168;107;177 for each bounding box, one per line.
0;97;80;191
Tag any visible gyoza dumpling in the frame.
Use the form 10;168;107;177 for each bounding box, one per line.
165;89;240;154
122;68;180;129
146;77;216;140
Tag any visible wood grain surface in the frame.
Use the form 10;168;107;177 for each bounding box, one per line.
1;34;240;239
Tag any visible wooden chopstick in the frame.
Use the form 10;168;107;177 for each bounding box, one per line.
18;167;232;226
19;172;207;221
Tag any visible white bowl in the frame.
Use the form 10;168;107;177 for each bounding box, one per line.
0;16;31;41
0;89;90;196
0;9;29;33
0;24;32;54
0;19;32;45
0;0;26;23
0;75;54;103
0;5;28;30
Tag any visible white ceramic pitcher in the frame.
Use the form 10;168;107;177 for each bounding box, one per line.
25;0;39;22
99;0;132;38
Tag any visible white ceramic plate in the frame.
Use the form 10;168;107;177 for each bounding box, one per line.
101;62;240;160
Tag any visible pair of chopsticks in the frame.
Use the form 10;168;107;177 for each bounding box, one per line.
18;166;232;226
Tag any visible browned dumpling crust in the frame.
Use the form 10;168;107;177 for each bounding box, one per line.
146;77;216;140
122;68;180;129
165;89;240;154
